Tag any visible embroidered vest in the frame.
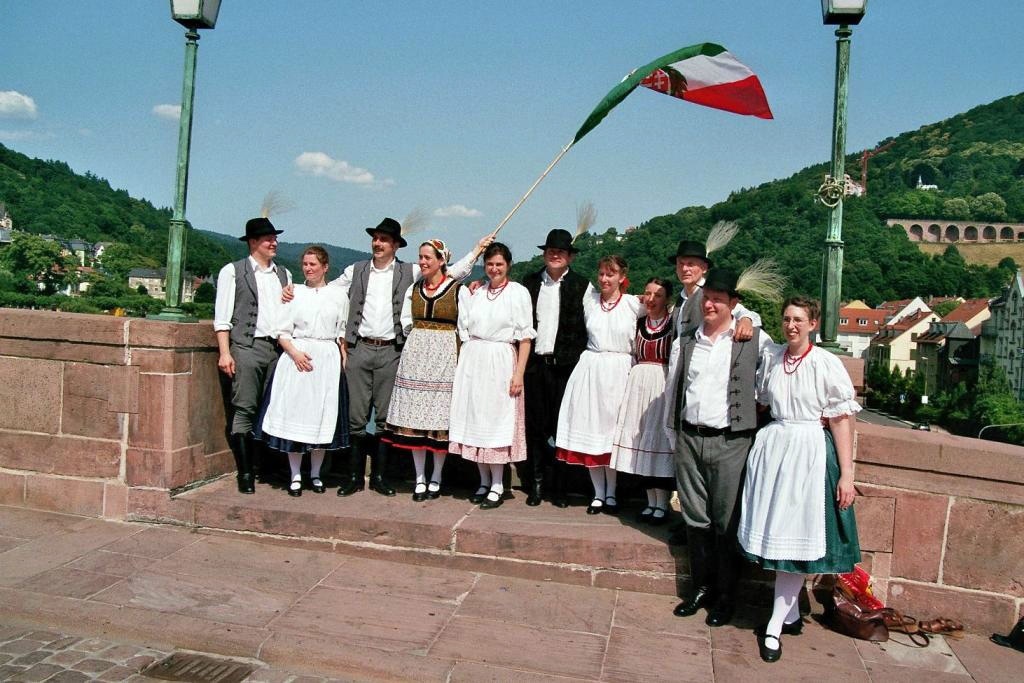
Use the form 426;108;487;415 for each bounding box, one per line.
344;259;415;345
228;258;289;348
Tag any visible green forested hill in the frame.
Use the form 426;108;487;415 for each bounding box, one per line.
512;92;1024;321
0;143;368;278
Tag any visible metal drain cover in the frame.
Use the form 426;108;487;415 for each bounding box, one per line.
142;652;256;682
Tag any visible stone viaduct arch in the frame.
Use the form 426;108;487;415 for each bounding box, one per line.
886;218;1024;244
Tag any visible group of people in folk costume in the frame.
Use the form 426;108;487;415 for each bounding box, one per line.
215;212;862;663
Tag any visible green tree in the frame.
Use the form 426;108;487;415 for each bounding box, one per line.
942;197;971;220
969;192;1008;220
931;299;960;317
98;242;138;281
193;281;215;304
0;232;73;294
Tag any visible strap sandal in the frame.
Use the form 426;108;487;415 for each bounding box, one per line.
882;609;930;647
919;617;965;639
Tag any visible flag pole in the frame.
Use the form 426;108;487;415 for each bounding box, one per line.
492;141;573;236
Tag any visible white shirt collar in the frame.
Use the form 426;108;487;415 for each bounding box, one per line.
248;255;277;274
370;257;396;274
542;268;569;285
695;317;736;342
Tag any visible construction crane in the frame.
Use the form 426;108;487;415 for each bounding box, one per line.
859;141;894;195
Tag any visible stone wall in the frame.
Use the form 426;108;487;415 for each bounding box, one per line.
0;309;233;519
852;421;1024;635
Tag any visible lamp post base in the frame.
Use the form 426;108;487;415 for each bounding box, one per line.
817;340;850;356
148;307;197;323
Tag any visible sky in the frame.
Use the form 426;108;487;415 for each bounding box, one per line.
3;1;1023;262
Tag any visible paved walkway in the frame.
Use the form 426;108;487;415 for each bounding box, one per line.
0;505;1019;681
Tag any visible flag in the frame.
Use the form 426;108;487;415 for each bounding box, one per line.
572;43;772;144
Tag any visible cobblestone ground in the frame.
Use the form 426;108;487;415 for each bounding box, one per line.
0;625;345;683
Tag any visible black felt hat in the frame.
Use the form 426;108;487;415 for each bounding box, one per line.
537;228;579;254
239;217;283;242
365;217;407;248
667;239;712;267
701;268;740;298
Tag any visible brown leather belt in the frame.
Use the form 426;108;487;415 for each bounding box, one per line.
357;336;395;347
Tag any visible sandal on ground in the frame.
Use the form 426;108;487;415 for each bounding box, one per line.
311;477;325;494
920;617;964;639
287;479;302;498
469;486;489;505
412;482;428;502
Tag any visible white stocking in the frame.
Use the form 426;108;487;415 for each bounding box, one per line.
430;452;447;486
412;449;427;484
604;467;617;501
310;449;325;480
766;571;805;644
488;464;505;495
287;452;302;481
588;467;605;503
476;463;491;490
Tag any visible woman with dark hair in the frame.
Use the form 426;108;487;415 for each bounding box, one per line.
610;277;676;524
255;245;350;496
555;255;643;514
449;242;535;508
384;237;490;500
737;296;861;663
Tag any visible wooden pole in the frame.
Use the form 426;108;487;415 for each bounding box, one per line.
492;141;573;237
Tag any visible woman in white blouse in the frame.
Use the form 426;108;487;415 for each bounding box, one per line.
449;243;536;509
255;246;350;497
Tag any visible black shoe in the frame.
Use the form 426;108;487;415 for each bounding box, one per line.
758;633;782;663
369;474;396;496
991;616;1024;652
673;587;713;617
310;478;325;494
602;496;619;515
705;598;734;627
427;481;442;499
469;486;489;505
552;497;570;508
525;479;543;507
480;490;504;509
412;483;428;502
337;477;364;496
337;444;366;496
237;473;256;494
649;507;668;526
287;480;302;498
781;619;804;636
636;506;655;523
586;498;604;515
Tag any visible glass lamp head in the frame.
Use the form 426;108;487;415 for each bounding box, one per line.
821;0;867;25
170;0;221;29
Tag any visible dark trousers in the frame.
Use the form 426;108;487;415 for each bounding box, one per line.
229;338;280;436
520;356;574;486
346;340;402;437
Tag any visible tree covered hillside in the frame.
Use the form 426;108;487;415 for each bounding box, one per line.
512;92;1024;322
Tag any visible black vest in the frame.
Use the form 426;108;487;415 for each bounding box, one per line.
521;267;589;367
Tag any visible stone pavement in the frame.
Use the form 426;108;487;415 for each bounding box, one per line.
1;505;1020;682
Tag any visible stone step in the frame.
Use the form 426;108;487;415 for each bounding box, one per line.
152;477;689;597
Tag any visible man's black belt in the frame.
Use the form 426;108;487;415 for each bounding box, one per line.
681;421;729;437
357;336;396;347
534;354;560;366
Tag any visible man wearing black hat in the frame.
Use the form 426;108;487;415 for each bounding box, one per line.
667;268;770;627
519;228;593;507
214;217;292;494
329;218;493;497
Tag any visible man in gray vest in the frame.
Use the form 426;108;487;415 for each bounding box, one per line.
668;268;770;626
330;218;490;497
214;217;292;494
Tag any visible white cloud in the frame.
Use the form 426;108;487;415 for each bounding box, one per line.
152;104;181;121
0;91;38;119
294;151;393;187
0;129;53;142
434;204;483;218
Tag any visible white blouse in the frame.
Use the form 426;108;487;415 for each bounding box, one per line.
457;282;537;343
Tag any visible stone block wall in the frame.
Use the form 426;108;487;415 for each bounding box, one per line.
852;421;1024;635
0;309;233;519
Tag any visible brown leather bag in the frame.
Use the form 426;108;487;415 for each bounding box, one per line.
829;587;889;641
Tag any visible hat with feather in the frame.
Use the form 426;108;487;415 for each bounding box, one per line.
240;191;291;241
666;220;740;267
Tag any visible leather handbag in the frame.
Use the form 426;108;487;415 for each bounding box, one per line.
829;586;889;642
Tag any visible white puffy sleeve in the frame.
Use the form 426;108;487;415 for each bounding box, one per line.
819;351;863;418
457;286;473;343
273;289;299;341
511;285;537;341
400;283;414;335
756;343;783;406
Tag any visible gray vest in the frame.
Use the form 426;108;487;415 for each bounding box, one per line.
670;326;761;432
344;259;415;345
672;286;704;339
228;258;289;348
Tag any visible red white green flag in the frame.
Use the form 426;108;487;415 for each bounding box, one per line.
573;43;772;144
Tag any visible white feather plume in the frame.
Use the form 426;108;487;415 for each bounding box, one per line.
705;220;739;255
575;201;597;242
260;190;295;219
736;258;787;303
401;207;429;237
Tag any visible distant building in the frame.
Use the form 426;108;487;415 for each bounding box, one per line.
981;270;1024;401
830;306;889;358
128;267;196;303
843;174;864;197
941;297;990;331
916;175;938;191
0;203;13;245
867;309;941;375
876;297;931;324
914;321;981;397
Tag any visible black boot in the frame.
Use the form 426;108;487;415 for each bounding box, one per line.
992;617;1024;653
550;462;569;508
233;435;256;494
526;463;543;507
706;536;740;627
674;527;714;617
337;436;366;497
369;438;396;496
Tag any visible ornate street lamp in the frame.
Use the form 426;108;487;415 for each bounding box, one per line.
153;0;222;321
817;0;867;351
